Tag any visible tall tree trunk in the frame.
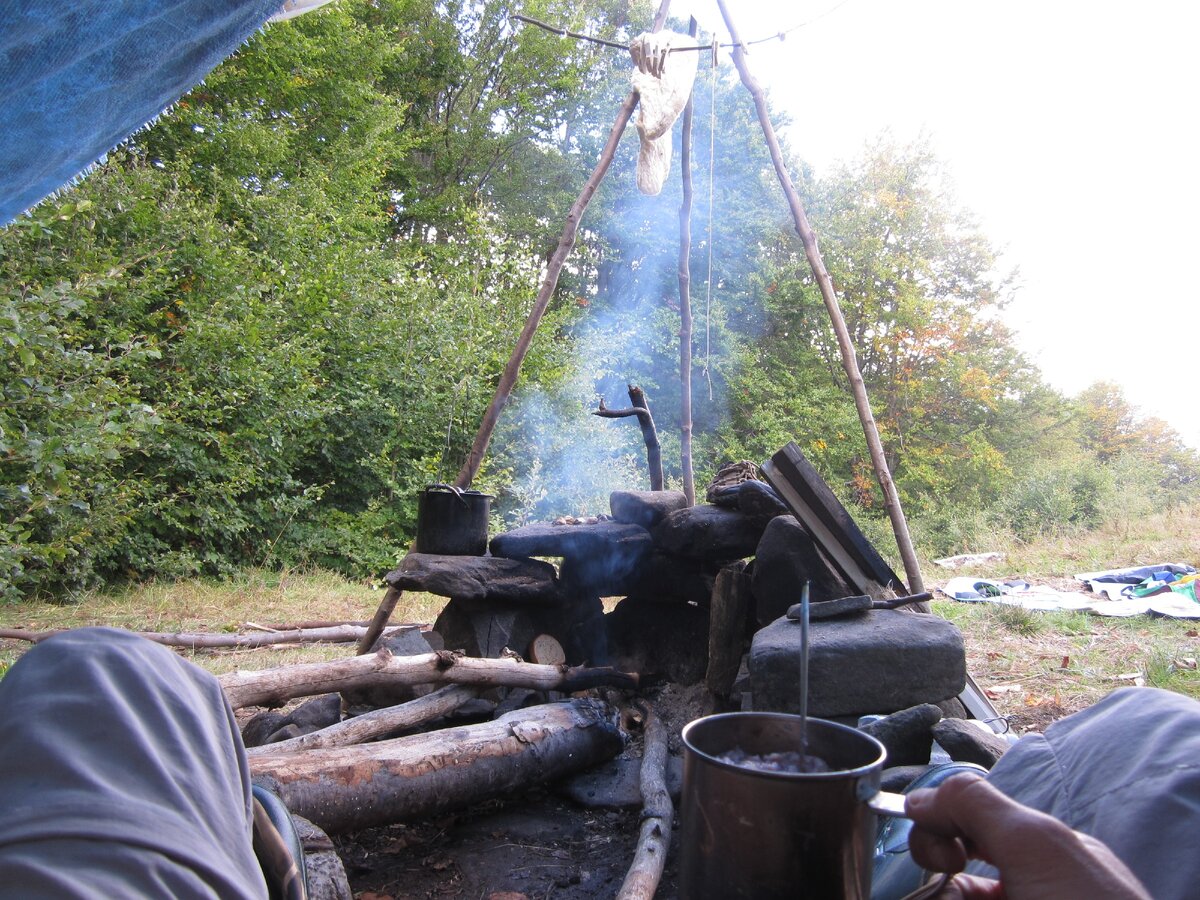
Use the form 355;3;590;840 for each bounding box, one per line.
676;17;698;506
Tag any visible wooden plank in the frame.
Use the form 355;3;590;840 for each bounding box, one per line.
762;442;905;598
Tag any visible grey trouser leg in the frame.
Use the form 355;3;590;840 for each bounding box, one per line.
980;686;1200;900
0;627;268;899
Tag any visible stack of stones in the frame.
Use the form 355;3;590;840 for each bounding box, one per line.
383;483;966;720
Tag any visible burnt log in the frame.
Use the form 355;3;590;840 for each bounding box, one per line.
247;684;479;755
594;386;664;491
219;649;638;710
249;699;624;833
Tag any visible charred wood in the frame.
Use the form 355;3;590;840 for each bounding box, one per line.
249;699;624;833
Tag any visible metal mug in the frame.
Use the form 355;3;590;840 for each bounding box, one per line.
679;712;907;900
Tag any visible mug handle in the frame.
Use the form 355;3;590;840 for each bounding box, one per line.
866;791;954;900
867;789;909;817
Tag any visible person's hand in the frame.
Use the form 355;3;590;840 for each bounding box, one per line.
904;773;1150;899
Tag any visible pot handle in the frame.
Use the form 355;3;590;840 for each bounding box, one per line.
427;483;469;506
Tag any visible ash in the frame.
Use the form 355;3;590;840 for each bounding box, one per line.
716;748;833;774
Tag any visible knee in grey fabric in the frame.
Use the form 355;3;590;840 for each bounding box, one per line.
977;687;1200;899
0;627;268;899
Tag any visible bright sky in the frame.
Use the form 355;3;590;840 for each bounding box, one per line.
670;0;1200;449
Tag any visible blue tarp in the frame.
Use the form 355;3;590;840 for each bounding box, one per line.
1;1;283;225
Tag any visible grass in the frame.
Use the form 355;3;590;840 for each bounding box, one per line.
0;568;445;678
935;599;1200;731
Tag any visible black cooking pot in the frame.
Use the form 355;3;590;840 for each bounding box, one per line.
414;484;492;556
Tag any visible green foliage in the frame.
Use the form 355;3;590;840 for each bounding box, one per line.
0;262;160;600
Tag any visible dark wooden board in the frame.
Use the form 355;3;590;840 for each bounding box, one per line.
761;442;905;597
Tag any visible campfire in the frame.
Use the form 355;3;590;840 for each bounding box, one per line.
226;443;985;898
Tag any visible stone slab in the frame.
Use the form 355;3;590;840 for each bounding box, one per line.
749;609;966;717
386;553;564;605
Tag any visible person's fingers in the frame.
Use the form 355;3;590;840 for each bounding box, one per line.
906;825;969;875
937;873;1007;899
905;772;1066;870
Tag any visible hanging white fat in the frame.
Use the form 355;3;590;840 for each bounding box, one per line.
629;32;699;195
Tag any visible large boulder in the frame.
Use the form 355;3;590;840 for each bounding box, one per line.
609;490;689;529
749;609;966;718
386;553;564;606
651;504;764;563
751;515;854;624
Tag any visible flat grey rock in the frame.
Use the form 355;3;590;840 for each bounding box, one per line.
610;490;689;529
386;553;564;605
859;704;943;766
652;504;764;563
749;609;966;718
932;718;1011;769
752;515;855;624
490;520;652;560
558;756;685;809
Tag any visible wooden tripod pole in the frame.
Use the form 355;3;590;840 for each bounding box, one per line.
677;17;699;506
454;0;675;490
714;0;925;596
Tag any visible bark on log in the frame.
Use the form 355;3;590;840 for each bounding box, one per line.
617;703;673;900
453;0;675;490
714;0;924;596
677;16;699;507
705;561;751;697
221;648;639;710
0;624;411;649
594;385;664;490
250;699;624;833
246;684;479;756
